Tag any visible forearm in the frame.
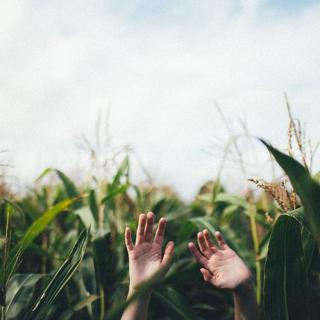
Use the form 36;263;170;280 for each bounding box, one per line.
121;287;152;320
233;280;259;320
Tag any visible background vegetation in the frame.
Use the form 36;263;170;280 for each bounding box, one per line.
1;107;320;319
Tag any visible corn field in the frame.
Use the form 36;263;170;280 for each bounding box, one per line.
0;127;320;319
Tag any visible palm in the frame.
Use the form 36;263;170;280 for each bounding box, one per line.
129;242;162;288
189;230;251;291
206;246;250;289
125;212;174;290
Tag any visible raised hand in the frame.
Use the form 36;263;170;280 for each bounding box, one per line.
189;230;259;320
188;230;252;291
125;212;174;292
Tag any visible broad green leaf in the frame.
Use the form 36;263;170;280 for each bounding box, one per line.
0;199;23;218
37;168;82;208
189;217;217;236
38;169;80;198
220;204;240;225
215;193;267;227
154;287;201;320
6;274;44;319
56;295;99;320
109;156;129;192
89;189;99;221
101;157;130;207
101;183;129;204
23;229;89;320
0;200;24;289
74;206;97;232
264;214;307;320
4;198;76;289
261;140;320;241
215;193;248;209
18;198;75;251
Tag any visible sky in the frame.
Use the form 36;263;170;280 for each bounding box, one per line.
1;0;320;200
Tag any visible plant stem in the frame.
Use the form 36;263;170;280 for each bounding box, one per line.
248;201;261;305
99;286;105;320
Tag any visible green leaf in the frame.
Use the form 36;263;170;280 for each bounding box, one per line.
109;156;129;192
101;183;129;204
154;287;201;320
264;214;307;320
56;295;99;320
38;169;79;198
189;217;217;236
261;139;320;241
23;229;89;320
6;274;45;319
215;193;248;209
101;157;130;206
89;189;99;221
74;206;97;232
37;168;82;208
4;198;76;288
18;198;75;251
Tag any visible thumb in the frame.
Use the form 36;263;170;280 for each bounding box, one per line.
161;241;175;267
200;268;212;283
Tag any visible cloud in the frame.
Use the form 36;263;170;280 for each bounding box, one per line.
1;0;320;200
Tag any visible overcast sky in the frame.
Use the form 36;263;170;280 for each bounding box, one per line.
1;0;320;200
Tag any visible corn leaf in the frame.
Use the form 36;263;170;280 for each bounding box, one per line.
6;274;44;319
89;189;99;221
4;198;75;288
264;214;307;320
23;229;89;320
18;198;75;251
37;168;82;208
101;183;129;204
261;139;320;241
56;294;99;320
109;156;129;192
154;287;201;320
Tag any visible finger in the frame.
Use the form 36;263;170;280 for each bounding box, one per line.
200;268;213;283
135;213;147;244
144;212;155;242
203;229;217;253
188;242;208;268
125;227;134;251
215;231;229;250
154;217;167;245
197;232;212;258
161;241;175;267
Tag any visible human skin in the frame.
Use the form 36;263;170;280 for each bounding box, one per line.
121;212;174;320
121;213;259;320
188;230;259;320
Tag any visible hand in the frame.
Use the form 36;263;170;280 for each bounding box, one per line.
125;212;175;293
188;230;252;291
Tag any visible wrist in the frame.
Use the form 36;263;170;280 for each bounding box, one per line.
128;284;153;300
232;276;255;296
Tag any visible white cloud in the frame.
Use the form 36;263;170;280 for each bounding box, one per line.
1;0;320;200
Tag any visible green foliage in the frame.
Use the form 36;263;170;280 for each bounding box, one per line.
263;214;307;320
23;229;89;320
261;140;320;320
261;140;320;241
1;142;320;319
